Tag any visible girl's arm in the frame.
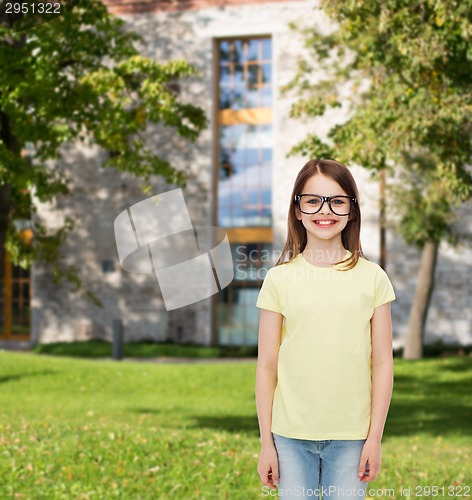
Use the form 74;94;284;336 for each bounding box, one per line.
358;301;394;482
255;308;283;446
256;309;283;489
369;301;394;442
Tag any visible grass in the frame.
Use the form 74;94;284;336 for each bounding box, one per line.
0;352;471;499
31;340;258;359
30;339;472;360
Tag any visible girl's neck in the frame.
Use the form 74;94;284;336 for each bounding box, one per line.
302;240;347;267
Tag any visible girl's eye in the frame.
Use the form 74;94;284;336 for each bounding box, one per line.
307;198;320;204
332;198;346;205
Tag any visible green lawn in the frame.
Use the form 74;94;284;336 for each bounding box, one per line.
0;352;471;499
31;339;258;359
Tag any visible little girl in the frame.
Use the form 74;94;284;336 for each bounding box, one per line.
255;159;395;499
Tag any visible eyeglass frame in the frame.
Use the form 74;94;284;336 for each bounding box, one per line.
294;194;357;216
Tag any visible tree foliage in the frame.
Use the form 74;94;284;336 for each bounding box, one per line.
283;0;472;247
0;0;207;303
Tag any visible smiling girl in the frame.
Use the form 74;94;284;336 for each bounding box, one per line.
255;158;396;498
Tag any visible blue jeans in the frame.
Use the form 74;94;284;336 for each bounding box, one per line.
272;433;368;499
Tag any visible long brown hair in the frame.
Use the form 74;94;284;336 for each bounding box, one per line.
275;158;365;270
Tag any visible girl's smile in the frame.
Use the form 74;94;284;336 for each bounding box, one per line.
312;218;338;227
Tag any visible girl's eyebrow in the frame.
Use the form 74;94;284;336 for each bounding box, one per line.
299;193;350;197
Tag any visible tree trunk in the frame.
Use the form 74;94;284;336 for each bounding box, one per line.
379;168;387;270
1;31;27;268
0;183;13;268
0;107;17;272
403;240;439;359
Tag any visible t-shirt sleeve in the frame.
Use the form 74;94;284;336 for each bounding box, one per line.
374;266;396;308
256;268;282;313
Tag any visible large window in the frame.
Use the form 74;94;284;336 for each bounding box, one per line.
0;252;31;341
217;38;272;229
218;38;272;110
218;124;272;226
217;241;273;345
214;37;273;346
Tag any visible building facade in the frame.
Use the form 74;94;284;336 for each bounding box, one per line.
1;0;471;349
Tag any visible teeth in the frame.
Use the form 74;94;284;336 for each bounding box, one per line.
315;221;335;225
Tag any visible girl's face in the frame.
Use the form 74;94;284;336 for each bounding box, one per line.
295;173;351;244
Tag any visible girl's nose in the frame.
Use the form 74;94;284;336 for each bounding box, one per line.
320;201;332;214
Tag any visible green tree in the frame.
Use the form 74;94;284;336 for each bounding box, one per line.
283;0;472;358
0;0;207;305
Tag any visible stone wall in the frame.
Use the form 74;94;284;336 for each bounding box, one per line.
387;203;472;349
31;0;472;347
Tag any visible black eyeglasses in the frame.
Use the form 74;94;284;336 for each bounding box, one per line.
294;194;357;216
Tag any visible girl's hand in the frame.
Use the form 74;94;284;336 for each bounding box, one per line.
357;438;382;482
257;444;279;489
